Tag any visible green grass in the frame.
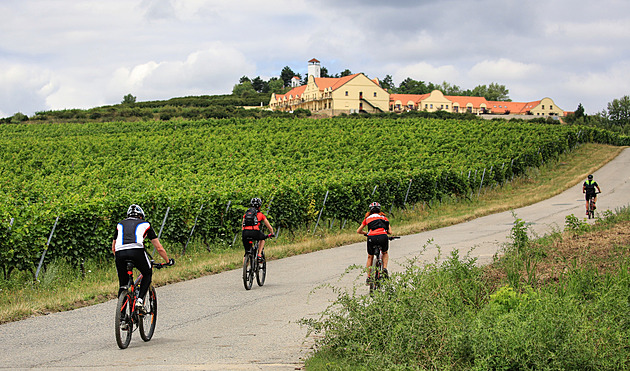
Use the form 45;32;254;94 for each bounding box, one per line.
303;207;630;370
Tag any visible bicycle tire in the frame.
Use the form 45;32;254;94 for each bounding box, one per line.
256;252;266;286
243;254;254;290
369;257;381;294
115;290;133;349
139;286;157;342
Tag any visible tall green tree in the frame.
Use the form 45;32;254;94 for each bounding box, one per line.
486;82;510;101
607;95;630;126
280;66;296;87
380;75;395;92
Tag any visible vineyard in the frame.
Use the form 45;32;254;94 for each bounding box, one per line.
0;117;628;279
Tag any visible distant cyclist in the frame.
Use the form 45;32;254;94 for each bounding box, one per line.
583;174;602;215
112;204;174;313
356;202;393;284
242;198;274;263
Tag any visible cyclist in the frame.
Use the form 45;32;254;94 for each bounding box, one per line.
112;204;173;313
583;174;602;215
242;197;274;263
356;202;393;284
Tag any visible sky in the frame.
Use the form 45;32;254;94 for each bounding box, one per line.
1;0;629;118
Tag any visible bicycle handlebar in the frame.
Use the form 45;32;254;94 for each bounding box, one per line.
363;234;399;241
152;258;175;269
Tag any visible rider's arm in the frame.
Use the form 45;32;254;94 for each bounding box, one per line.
356;222;367;235
149;238;169;262
111;240;116;255
582;184;586;193
597;185;602;193
263;218;274;235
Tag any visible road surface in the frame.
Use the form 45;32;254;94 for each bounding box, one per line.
1;148;629;370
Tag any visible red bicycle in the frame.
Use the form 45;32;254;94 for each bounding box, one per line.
115;259;173;349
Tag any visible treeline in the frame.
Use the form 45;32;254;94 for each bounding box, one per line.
565;96;630;135
235;64;511;101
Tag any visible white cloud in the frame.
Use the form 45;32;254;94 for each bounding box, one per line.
393;62;459;86
469;59;540;81
0;63;57;117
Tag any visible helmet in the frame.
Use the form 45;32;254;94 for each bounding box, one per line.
250;197;262;209
587;174;593;180
369;202;381;213
127;204;145;219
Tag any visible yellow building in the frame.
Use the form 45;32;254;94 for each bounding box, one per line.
269;59;389;116
269;59;565;117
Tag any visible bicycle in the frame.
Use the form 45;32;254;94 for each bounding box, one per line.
242;233;273;290
367;236;399;294
114;259;172;349
587;191;601;219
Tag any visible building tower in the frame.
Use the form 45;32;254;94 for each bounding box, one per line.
308;58;321;79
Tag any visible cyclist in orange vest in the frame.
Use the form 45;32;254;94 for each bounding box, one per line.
242;197;274;263
356;202;393;284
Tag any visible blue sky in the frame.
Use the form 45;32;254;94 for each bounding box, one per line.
1;0;629;117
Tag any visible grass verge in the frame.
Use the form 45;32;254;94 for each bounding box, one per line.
302;206;630;370
0;143;625;324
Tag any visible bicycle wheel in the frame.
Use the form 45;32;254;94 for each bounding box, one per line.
369;259;381;294
139;286;157;342
242;253;254;290
115;290;133;349
256;252;266;286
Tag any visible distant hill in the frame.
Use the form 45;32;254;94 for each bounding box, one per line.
2;92;280;124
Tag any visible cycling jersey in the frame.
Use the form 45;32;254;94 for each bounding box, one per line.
584;180;598;194
113;217;158;252
242;211;267;231
360;213;390;236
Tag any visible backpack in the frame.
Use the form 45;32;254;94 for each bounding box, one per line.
243;207;259;227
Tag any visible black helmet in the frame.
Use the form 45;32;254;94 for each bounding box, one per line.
250;197;262;209
587;174;593;180
127;204;145;219
369;202;381;213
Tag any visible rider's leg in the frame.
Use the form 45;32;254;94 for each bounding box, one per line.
382;251;389;269
258;239;265;257
366;254;374;277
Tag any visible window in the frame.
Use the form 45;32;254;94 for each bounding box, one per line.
345;91;348;96
425;104;428;108
374;92;377;97
550;105;553;110
440;105;443;109
542;105;545;109
430;104;433;109
446;105;449;109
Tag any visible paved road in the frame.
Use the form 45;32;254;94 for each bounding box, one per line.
2;148;629;370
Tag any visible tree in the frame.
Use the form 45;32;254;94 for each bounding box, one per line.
232;81;256;97
397;78;429;94
280;66;296;87
321;66;331;78
251;76;265;93
486;82;510;101
380;75;395;92
122;94;136;105
340;69;353;77
607;95;630;126
239;76;251;84
438;81;463;95
268;77;285;94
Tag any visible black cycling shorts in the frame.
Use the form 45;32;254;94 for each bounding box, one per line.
585;192;597;201
242;229;267;254
367;234;389;256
